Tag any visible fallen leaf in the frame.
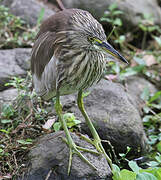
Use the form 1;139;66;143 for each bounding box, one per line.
143;54;157;66
42;118;56;130
104;74;118;82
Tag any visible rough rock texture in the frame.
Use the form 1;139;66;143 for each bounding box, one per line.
24;132;111;180
125;76;158;114
1;0;55;26
61;0;161;28
0;88;18;111
60;80;148;157
0;48;31;91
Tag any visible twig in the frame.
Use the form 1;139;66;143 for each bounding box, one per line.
107;26;116;41
45;169;52;180
102;139;119;164
56;0;65;10
13;152;18;170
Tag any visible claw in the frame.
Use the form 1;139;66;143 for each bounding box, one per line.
62;136;98;174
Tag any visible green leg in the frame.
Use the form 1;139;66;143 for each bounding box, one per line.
55;93;99;174
77;90;113;170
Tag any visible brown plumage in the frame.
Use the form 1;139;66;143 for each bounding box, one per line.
31;9;109;100
31;8;128;174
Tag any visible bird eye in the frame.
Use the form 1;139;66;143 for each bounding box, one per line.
88;37;94;42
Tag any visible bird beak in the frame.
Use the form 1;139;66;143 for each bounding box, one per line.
101;42;128;64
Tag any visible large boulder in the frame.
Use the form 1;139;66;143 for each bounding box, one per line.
0;48;31;91
22;79;148;179
24;132;111;180
1;0;55;26
60;80;148;157
60;0;161;29
125;76;158;114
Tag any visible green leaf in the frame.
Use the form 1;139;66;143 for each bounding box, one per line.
100;17;112;23
113;18;122;26
133;57;146;65
148;135;158;145
1;119;12;124
149;103;161;109
155;168;161;179
139;24;147;32
159;134;161;141
148;26;158;32
112;164;120;172
0;148;4;153
147;161;159;167
149;91;161;103
156;142;161;153
17;139;32;145
109;3;117;11
143;106;151;113
120;169;136;180
119;35;125;42
140;167;161;179
113;10;124;16
136;172;157;180
112;164;121;180
73;119;81;125
153;36;161;47
128;161;141;173
0;129;10;134
63;113;75;122
53;122;61;132
1;104;15;118
82;91;91;98
119;153;126;158
120;65;145;80
112;63;120;74
143;115;153;122
140;87;150;101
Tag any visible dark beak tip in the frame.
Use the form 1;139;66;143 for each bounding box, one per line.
119;54;129;64
123;58;129;64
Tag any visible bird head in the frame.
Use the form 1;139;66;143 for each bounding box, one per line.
69;9;128;64
87;36;128;63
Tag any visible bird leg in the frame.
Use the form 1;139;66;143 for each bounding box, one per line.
55;93;99;174
77;90;113;170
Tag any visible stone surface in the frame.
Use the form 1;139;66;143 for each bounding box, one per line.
0;48;31;91
125;76;158;114
60;80;148;157
24;131;111;180
1;0;55;26
0;88;18;112
60;0;161;28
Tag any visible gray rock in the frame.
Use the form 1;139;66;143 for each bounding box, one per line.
0;88;18;112
61;0;161;28
1;0;55;26
125;76;158;114
25;131;111;180
0;48;31;91
60;80;148;157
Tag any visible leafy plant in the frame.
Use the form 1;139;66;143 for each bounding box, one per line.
100;3;123;27
100;3;125;49
0;5;44;48
138;13;161;49
53;113;81;132
112;159;161;180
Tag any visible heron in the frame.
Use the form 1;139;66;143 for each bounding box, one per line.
31;8;128;174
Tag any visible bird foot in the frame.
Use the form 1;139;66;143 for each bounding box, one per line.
80;134;113;170
61;137;100;174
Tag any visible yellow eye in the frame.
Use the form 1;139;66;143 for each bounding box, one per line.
88;37;94;42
